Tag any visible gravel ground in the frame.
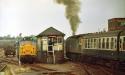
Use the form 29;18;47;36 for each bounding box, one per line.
0;48;114;75
4;62;87;75
36;62;90;75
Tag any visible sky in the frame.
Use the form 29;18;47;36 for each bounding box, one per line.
0;0;125;38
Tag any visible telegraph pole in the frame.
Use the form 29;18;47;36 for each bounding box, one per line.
18;33;22;66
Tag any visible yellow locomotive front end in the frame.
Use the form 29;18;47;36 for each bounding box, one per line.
18;37;37;63
19;42;36;56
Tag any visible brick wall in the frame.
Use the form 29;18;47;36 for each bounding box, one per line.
108;18;125;31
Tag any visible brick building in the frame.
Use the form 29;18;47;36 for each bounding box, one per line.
108;18;125;31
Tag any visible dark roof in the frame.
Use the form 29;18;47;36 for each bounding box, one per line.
37;27;65;37
68;30;125;38
109;18;125;22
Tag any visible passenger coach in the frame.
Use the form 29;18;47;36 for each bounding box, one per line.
66;30;125;64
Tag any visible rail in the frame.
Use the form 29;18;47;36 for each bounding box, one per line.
0;64;7;71
80;63;113;75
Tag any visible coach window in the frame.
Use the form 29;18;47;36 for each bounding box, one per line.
88;39;90;48
85;39;87;48
120;39;122;49
90;39;92;48
99;39;101;48
111;38;114;49
114;38;117;49
102;38;105;49
93;39;95;48
89;39;91;48
86;39;88;48
93;38;94;48
91;39;93;48
123;37;125;50
106;38;109;49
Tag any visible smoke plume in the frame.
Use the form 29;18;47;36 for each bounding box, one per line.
55;0;81;35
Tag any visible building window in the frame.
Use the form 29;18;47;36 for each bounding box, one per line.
121;22;125;26
58;37;62;43
53;37;57;43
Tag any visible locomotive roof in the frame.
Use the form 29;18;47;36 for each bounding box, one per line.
37;27;65;37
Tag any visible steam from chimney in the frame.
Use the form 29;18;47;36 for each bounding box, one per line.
55;0;81;35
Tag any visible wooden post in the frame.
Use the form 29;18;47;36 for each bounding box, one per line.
53;46;55;64
57;37;59;51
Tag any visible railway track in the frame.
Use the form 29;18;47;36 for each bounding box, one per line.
0;57;18;65
0;57;73;75
0;57;116;75
86;63;112;75
23;64;73;75
0;63;7;71
28;64;56;71
82;64;91;75
79;63;113;75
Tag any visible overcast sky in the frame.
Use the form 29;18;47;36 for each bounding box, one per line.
0;0;125;37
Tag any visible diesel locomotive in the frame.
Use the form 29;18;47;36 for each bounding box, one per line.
17;36;37;63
